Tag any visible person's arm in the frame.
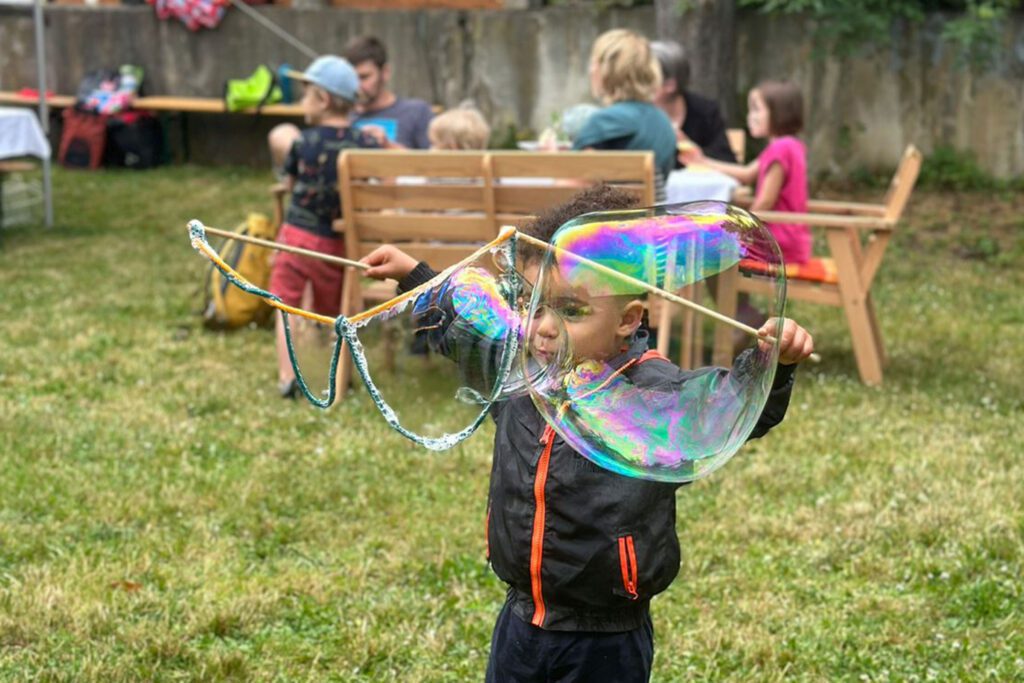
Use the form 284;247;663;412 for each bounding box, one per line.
362;244;515;350
749;161;784;212
679;144;759;185
361;245;426;286
358;124;405;150
748;318;814;439
281;137;301;190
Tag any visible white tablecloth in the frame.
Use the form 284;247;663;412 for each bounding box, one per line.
0;107;51;160
664;167;738;204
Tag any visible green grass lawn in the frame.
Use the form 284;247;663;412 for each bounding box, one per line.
0;166;1022;682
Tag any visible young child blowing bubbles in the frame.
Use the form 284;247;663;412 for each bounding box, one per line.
360;186;814;682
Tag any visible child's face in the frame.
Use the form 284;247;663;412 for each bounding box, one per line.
521;261;643;365
300;85;328;125
746;89;770;138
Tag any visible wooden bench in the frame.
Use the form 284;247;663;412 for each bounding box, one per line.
331;149;656;397
0;91;304;117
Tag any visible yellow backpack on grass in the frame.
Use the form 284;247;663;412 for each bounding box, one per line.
202;213;278;330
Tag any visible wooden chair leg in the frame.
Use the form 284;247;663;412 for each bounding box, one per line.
828;229;884;385
844;225;888;369
865;292;888;368
841;296;884;385
712;266;739;368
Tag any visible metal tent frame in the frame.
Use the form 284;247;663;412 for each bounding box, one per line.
33;0;53;227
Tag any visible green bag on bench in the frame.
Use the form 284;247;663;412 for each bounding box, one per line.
224;65;283;112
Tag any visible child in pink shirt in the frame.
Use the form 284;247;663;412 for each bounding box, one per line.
679;80;810;265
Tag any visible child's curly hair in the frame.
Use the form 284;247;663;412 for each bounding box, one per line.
519;184;640;262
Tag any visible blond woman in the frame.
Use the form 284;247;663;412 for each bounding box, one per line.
573;29;678;199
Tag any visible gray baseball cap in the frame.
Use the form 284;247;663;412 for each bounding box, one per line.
287;56;359;102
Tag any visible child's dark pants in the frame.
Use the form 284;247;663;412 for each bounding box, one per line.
484;597;654;683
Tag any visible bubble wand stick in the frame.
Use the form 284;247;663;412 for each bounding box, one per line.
202;225;369;271
191;221;817;360
516;232;767;342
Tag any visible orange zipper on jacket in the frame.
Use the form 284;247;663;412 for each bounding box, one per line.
530;425;555;627
618;534;639;600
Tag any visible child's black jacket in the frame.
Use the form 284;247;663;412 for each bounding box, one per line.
399;263;796;633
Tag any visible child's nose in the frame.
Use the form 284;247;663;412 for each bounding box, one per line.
528;307;561;341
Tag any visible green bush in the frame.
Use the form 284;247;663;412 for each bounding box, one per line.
919;146;998;190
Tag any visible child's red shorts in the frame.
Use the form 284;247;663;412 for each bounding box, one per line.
268;224;346;316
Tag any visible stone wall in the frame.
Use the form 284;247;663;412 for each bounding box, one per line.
2;4;1022;175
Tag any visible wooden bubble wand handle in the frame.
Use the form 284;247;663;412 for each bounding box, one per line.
515;232;821;363
202;225;369;270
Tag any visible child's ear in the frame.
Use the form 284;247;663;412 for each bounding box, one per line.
617;300;645;338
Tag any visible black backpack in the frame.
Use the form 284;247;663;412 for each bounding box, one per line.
104;112;164;169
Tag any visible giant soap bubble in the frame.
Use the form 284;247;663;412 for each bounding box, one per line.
520;201;787;482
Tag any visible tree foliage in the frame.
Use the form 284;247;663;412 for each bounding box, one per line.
738;0;1020;65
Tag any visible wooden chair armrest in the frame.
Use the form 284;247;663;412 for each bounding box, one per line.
805;199;886;216
753;210;892;230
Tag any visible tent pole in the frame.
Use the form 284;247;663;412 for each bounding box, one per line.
34;0;53;227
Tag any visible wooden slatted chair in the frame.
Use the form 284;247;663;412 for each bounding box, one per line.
712;144;922;385
334;150;493;394
331;149;656;398
489;151;655;228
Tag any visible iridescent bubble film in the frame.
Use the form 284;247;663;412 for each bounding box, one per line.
549;200;756;297
351;259;521;446
523;201;786;482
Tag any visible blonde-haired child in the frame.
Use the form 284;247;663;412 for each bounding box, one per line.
573;29;678;200
428;106;491;150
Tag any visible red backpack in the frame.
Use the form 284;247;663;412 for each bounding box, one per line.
58;109;107;169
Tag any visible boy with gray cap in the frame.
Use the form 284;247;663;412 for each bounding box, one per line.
268;56;379;399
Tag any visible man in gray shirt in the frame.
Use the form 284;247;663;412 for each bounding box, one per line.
343;35;434;150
